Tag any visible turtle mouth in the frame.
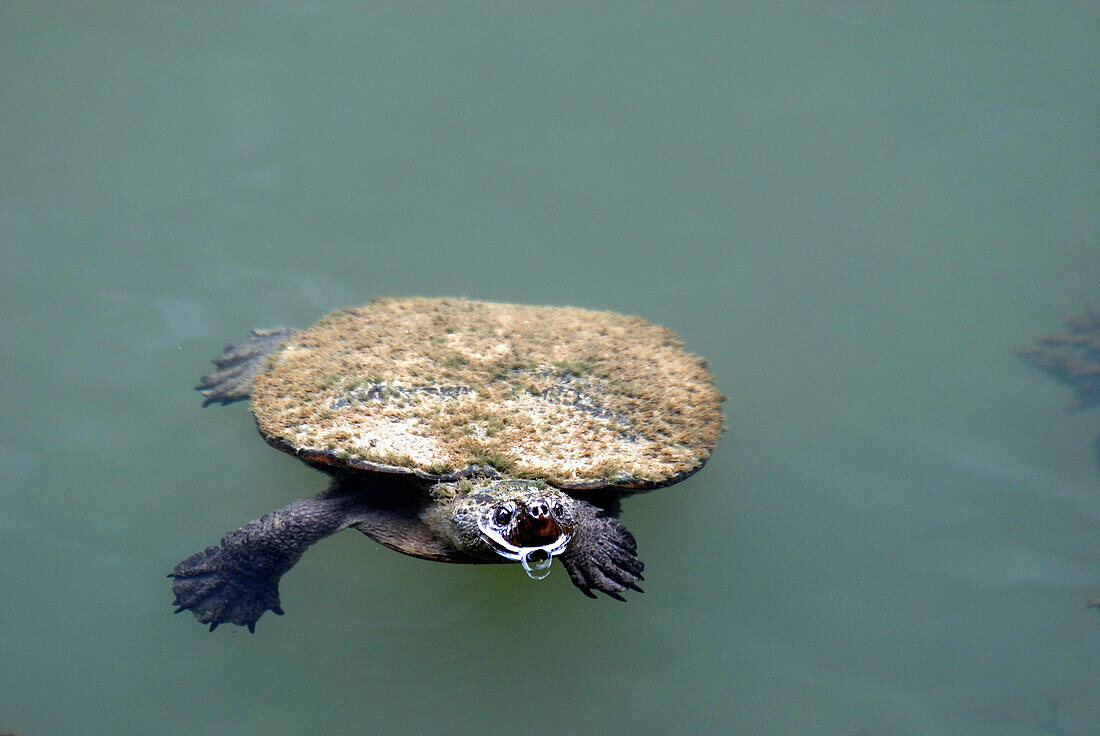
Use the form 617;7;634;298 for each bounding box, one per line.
477;499;573;580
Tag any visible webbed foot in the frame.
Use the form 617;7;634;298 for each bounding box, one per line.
196;327;292;406
170;544;284;632
169;493;365;631
560;504;645;601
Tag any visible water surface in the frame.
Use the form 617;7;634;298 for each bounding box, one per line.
1;3;1097;735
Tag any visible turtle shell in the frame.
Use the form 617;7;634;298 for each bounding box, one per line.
250;297;723;490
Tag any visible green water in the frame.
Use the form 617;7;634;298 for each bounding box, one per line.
2;3;1097;735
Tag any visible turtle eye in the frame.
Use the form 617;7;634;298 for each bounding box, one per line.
550;500;564;517
493;503;515;527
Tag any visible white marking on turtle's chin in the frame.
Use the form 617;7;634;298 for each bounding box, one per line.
476;520;572;580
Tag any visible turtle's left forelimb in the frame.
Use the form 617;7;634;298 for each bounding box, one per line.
170;493;360;632
558;501;645;601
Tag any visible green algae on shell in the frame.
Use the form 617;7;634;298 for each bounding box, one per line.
250;297;723;489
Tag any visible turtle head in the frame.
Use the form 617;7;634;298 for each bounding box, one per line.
445;481;577;579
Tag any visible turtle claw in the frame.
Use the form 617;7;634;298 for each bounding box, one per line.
560;504;645;600
170;544;284;632
196;327;292;406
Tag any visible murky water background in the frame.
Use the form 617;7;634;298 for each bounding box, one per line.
2;3;1097;735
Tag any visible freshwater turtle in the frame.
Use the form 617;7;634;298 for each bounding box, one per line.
170;297;723;631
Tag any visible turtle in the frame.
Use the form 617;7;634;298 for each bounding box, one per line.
170;297;723;631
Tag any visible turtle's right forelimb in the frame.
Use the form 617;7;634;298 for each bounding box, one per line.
196;327;292;406
170;493;358;632
170;540;288;632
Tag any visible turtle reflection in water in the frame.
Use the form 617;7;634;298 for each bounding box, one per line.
170;298;723;631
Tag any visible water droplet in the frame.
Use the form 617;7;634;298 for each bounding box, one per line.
521;549;553;580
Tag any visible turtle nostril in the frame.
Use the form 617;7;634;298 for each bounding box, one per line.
527;501;548;517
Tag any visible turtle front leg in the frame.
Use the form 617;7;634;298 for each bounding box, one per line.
558;501;645;601
170;492;362;632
